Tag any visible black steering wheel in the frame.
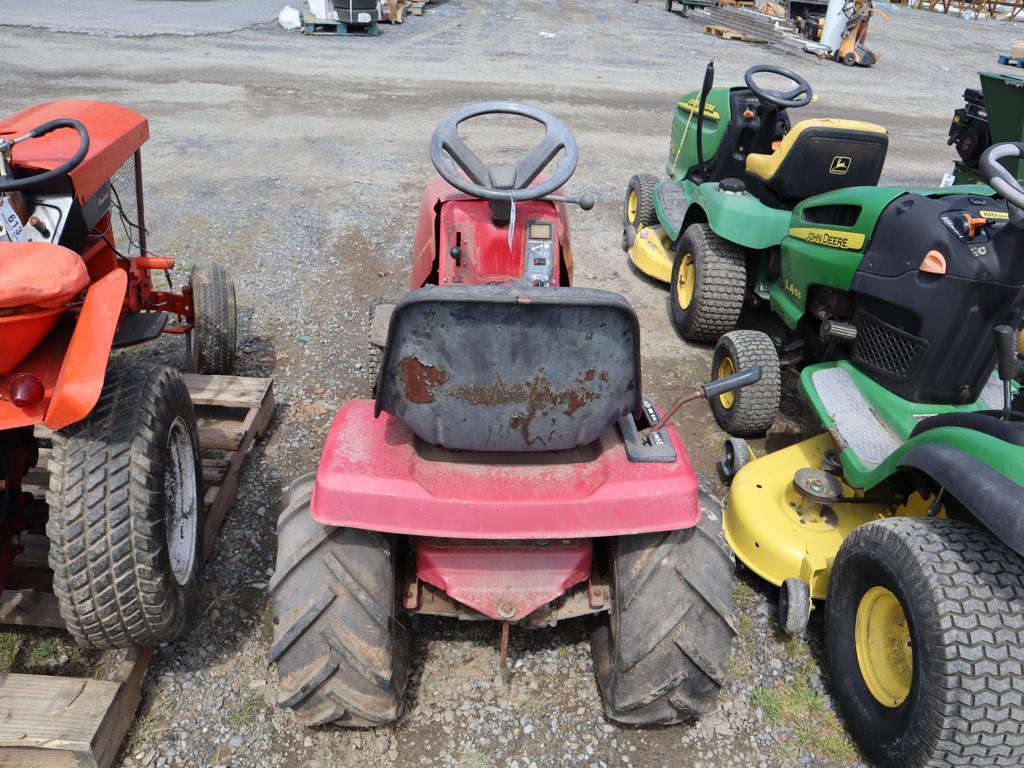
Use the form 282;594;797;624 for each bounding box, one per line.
981;143;1024;212
744;64;814;109
430;102;578;201
0;119;90;194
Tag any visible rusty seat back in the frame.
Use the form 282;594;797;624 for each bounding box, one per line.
374;286;642;452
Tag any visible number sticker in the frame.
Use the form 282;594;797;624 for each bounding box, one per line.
0;196;27;242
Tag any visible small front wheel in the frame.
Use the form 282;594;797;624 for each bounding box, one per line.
188;263;237;375
778;577;810;635
710;330;781;436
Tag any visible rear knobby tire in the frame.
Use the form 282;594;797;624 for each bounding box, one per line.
670;223;747;343
827;517;1024;768
46;361;205;649
189;263;237;375
592;487;736;724
270;475;410;727
710;330;781;436
367;298;394;397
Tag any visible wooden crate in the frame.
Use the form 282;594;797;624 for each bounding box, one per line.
0;374;274;768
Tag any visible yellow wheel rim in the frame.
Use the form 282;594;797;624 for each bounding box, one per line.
627;189;638;223
717;356;736;409
855;586;913;708
676;253;695;310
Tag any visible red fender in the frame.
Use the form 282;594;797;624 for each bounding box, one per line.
45;269;127;430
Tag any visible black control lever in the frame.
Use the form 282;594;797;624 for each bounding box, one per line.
695;61;715;181
641;365;762;441
994;325;1018;420
543;193;595;210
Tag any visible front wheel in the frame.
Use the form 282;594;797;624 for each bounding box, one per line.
669;224;747;343
826;518;1024;767
188;263;237;375
592;487;735;724
710;330;780;436
47;362;205;648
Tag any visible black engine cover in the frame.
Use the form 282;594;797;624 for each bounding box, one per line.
850;192;1024;404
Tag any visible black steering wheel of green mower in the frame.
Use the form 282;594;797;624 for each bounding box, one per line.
0;119;90;193
430;102;578;202
744;64;813;110
981;143;1024;211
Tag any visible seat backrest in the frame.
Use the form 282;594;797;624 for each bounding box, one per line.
375;286;642;452
749;118;888;204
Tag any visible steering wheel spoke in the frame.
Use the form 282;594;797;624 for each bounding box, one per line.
442;134;491;187
515;133;565;189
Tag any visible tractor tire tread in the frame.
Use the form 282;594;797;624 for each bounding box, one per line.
270;484;409;727
626;174;661;229
711;330;781;436
191;263;237;375
46;361;203;648
671;224;746;343
593;488;736;724
829;517;1024;767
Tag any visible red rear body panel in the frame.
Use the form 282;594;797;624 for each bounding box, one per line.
1;100;148;204
310;400;700;539
416;538;591;621
409;176;574;289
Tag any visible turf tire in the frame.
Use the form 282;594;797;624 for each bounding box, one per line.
46;361;205;648
189;263;237;375
669;223;746;343
592;486;736;724
624;174;660;230
270;474;410;727
827;517;1024;767
709;330;780;436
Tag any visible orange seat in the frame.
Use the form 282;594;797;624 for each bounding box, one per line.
0;242;90;310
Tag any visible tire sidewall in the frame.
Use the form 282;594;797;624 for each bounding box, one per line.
624;176;641;228
827;536;928;764
152;372;206;631
709;339;736;427
670;229;702;334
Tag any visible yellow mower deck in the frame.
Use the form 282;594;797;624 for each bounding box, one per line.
627;225;673;283
723;433;934;600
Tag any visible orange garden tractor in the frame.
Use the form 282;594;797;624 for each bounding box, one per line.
0;101;236;647
269;103;761;726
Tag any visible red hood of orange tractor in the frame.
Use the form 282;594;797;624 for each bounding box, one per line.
1;100;148;205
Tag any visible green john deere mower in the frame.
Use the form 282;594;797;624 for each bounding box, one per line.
622;62;1020;436
718;141;1024;768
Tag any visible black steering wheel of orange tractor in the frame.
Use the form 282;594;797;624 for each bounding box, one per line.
744;64;814;110
0;119;90;193
430;102;579;202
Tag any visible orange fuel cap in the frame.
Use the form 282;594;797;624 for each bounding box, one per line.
920;250;947;275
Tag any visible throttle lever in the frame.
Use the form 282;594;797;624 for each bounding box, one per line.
994;325;1018;420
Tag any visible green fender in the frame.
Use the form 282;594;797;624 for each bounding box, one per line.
663;181;790;248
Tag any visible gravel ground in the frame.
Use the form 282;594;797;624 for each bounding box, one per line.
2;2;1020;766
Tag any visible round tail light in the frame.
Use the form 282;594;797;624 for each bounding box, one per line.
9;373;44;407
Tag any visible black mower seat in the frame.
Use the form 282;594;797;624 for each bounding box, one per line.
374;286;642;452
745;118;888;204
910;410;1024;448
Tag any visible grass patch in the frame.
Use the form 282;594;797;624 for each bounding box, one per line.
732;579;758;609
750;665;858;765
737;614;753;634
227;690;264;728
127;713;169;749
457;747;490;768
0;629;97;677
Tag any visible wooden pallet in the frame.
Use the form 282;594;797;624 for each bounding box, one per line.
0;374;273;768
704;22;765;41
998;54;1024;68
301;10;381;34
409;1;428;15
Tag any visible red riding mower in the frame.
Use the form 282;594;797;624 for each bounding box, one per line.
270;104;761;727
0;101;236;648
